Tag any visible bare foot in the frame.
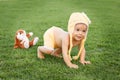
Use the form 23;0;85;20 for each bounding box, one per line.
38;52;45;59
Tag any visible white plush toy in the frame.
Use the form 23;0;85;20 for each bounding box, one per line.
14;29;39;49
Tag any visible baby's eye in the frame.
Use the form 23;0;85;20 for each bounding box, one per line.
83;30;86;32
76;29;80;31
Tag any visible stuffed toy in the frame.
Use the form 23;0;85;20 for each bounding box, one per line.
14;29;39;49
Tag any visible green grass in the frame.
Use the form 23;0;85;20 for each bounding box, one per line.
0;0;120;80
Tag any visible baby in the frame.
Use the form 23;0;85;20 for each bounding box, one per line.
37;12;91;69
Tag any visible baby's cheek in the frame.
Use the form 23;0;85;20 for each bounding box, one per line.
83;35;86;38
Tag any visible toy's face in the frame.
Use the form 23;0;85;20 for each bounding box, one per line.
72;23;87;41
16;30;26;40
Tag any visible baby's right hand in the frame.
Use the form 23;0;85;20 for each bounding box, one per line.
69;64;78;69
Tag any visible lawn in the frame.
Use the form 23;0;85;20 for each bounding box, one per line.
0;0;120;80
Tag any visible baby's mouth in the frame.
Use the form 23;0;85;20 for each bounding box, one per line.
77;36;82;39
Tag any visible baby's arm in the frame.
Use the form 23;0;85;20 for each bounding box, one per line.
80;48;91;65
62;37;78;69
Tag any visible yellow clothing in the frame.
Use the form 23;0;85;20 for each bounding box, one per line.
68;12;91;39
43;26;59;50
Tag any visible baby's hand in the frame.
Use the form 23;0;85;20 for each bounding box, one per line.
80;61;91;65
69;64;78;69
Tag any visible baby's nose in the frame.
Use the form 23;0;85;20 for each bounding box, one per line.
79;31;82;34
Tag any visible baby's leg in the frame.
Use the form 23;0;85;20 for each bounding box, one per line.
37;46;53;59
51;48;62;58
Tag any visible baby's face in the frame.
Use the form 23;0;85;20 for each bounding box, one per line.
72;23;87;41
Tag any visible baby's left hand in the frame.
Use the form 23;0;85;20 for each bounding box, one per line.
80;60;91;65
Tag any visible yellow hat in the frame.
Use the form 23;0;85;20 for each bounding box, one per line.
68;12;91;60
68;12;91;36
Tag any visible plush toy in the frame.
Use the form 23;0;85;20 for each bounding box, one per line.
14;29;39;49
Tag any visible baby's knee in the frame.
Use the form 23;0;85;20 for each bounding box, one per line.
37;46;42;51
38;46;54;54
